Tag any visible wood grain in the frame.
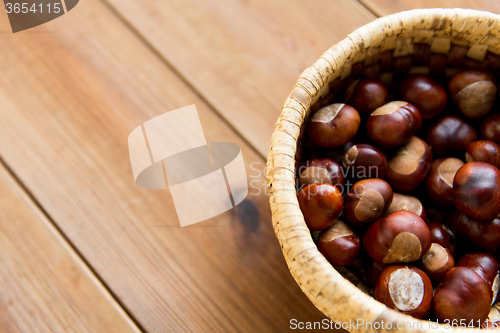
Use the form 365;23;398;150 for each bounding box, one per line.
100;0;376;157
0;0;329;331
360;0;500;17
0;161;140;333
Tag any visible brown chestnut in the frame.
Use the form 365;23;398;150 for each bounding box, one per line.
400;74;448;119
344;79;388;114
297;183;343;231
308;103;360;148
434;267;493;326
317;220;361;266
342;144;388;180
481;114;500;144
363;211;431;264
298;158;345;189
450;212;500;252
449;68;497;119
425;115;478;156
344;179;393;226
421;243;455;282
366;101;422;148
375;265;433;319
457;252;499;304
386;136;432;192
428;222;456;256
384;193;427;220
426;157;464;206
453;162;500;220
466;140;500;169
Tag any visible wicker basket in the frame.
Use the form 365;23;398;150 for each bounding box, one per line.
266;8;500;333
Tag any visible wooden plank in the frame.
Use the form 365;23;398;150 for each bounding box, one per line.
0;162;141;333
0;0;329;331
100;0;376;157
360;0;500;17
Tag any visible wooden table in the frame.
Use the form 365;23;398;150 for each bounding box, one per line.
0;1;496;332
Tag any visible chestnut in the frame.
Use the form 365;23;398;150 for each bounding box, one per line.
342;144;388;180
448;68;497;119
317;220;361;266
456;252;499;304
453;162;500;220
298;158;345;189
434;267;493;326
366;101;422;148
421;243;455;282
425;115;478;156
297;183;343;231
481;114;500;144
450;212;500;252
363;210;431;264
465;140;500;169
375;265;433;319
386;136;432;192
400;74;448;119
428;222;456;256
384;193;427;220
308;103;360;148
426;157;464;206
344;79;388;114
344;179;393;225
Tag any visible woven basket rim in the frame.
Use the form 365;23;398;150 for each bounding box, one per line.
266;7;500;333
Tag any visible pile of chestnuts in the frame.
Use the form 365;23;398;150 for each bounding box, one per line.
296;68;500;327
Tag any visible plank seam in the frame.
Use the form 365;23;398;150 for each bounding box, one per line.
0;156;147;333
98;0;267;161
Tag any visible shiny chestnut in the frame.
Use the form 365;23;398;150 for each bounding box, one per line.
481;114;500;144
375;265;433;319
421;243;454;282
426;157;464;206
465;140;500;169
366;101;422;148
449;68;497;119
344;179;393;226
298;158;345;189
308;103;360;148
425;115;478;156
344;79;388;114
428;222;456;256
317;220;361;266
297;183;343;231
453;162;500;220
400;74;448;119
384;193;427;220
450;212;500;252
434;267;493;326
363;211;431;264
457;252;499;304
342;144;388;180
386;136;432;192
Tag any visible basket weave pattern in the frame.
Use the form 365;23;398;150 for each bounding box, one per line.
266;8;500;333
